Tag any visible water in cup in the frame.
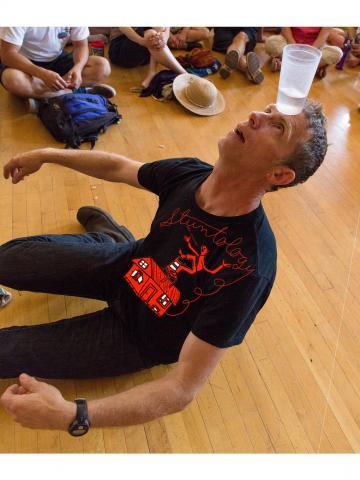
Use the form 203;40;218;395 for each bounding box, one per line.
276;44;321;115
277;86;306;115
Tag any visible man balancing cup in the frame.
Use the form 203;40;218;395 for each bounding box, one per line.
276;44;321;115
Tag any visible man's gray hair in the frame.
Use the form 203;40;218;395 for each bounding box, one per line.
273;100;328;191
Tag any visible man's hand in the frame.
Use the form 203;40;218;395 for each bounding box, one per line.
64;65;83;89
3;149;49;184
39;69;69;91
0;373;76;430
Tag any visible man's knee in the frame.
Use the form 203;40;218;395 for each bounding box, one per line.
1;68;33;97
265;35;287;58
143;29;157;40
85;56;111;82
235;31;249;44
321;45;343;65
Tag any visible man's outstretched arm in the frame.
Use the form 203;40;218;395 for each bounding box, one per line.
3;148;144;188
0;333;225;430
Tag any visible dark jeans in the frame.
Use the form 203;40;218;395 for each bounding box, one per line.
109;28;151;68
0;232;153;379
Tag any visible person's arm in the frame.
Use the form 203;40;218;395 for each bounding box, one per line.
0;332;226;430
281;27;296;44
64;38;89;87
0;40;68;90
118;27;146;46
3;147;144;188
312;27;331;49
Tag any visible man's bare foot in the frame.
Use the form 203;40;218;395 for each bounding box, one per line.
141;70;157;88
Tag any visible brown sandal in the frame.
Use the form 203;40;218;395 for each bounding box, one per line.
246;52;264;84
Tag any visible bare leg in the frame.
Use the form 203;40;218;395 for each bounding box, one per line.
226;31;249;70
1;68;71;98
141;28;187;88
327;28;347;48
141;56;158;88
219;31;251;79
80;56;111;86
185;27;211;43
347;54;360;68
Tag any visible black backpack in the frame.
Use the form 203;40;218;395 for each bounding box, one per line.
37;93;121;149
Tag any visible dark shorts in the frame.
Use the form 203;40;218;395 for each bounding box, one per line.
109;27;151;68
212;27;258;54
0;50;74;84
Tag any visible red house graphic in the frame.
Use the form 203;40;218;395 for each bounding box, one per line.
124;258;180;317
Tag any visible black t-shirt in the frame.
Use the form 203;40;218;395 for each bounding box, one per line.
117;157;277;364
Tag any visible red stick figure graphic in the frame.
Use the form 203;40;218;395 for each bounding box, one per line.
176;235;232;275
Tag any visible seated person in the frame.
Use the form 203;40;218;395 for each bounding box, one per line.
265;27;343;78
327;27;360;68
0;101;328;433
109;27;187;88
213;27;264;84
0;27;115;111
167;27;211;50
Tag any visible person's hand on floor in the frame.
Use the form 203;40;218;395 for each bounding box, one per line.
0;373;75;430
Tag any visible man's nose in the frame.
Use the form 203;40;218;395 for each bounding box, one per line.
248;111;266;129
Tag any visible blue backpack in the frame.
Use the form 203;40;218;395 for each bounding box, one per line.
37;93;121;149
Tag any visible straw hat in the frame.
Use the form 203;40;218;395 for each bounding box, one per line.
173;73;225;116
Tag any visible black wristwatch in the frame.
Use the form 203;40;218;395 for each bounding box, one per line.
68;398;90;437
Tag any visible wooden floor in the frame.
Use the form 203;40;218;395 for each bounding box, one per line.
0;47;359;453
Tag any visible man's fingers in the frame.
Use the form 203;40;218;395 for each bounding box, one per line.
57;76;69;89
7;384;21;394
12;168;25;184
3;164;10;179
1;384;20;407
19;373;42;392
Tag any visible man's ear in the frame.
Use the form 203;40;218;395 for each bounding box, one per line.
266;165;296;187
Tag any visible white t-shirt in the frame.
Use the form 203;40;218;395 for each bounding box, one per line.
0;27;89;62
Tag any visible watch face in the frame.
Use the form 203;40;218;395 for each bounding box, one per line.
69;423;89;437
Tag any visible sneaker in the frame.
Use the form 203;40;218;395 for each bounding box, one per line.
0;287;12;307
77;206;135;243
27;98;39;114
85;84;116;98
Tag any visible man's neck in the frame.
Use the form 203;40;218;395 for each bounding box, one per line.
195;162;265;217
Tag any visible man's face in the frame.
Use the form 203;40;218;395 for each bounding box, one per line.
218;104;310;177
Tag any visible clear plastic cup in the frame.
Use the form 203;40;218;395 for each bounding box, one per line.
276;44;322;115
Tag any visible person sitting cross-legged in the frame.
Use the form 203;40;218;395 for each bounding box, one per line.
0;27;115;112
